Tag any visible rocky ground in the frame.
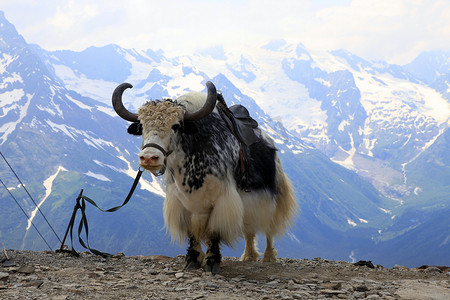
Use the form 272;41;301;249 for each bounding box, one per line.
0;250;449;299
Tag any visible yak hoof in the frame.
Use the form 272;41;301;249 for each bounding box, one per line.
204;262;220;274
185;260;202;270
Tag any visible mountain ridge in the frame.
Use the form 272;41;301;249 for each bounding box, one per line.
1;11;448;267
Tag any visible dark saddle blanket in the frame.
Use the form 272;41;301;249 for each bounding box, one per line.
216;94;261;147
217;94;269;191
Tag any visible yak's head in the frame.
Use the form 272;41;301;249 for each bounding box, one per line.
112;81;217;175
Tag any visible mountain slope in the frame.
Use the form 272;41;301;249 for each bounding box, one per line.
1;11;448;266
0;12;177;256
403;50;450;85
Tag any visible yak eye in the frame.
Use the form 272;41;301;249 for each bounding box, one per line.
171;123;181;131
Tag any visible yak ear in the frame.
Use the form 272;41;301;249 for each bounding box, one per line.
127;122;143;135
181;121;198;135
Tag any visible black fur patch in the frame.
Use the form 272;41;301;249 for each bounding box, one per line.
170;112;277;196
127;122;143;135
174;114;237;193
180;121;198;135
185;236;202;269
205;234;222;274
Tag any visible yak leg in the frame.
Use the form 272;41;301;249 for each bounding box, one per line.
240;232;260;261
262;234;277;262
185;235;205;270
204;234;221;274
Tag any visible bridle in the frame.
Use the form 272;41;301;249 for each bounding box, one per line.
113;81;218;177
141;143;173;176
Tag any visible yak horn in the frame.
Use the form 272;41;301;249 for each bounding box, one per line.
183;81;217;122
112;83;139;122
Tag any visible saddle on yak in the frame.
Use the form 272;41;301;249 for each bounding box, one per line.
216;93;262;191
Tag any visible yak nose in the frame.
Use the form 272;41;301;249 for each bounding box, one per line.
139;154;160;166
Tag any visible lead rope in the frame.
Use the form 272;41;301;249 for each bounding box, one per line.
57;168;144;257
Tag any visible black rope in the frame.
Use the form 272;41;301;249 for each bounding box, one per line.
59;168;144;258
0;178;53;251
0;151;62;244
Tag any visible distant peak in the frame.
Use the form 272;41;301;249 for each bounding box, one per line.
261;39;287;51
195;45;227;60
0;11;28;48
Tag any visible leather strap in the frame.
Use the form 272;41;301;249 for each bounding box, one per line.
142;143;173;157
141;143;173;176
57;169;144;257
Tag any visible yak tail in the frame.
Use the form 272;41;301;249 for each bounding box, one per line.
271;159;299;236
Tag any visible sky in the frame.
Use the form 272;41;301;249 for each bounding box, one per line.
1;0;449;65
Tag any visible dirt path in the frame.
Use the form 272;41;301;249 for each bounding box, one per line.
1;250;449;299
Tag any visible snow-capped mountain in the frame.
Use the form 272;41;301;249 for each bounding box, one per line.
1;11;448;266
36;39;450;202
404;50;450;85
0;11;170;255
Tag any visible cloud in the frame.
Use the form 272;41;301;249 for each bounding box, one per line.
307;0;450;63
1;0;449;64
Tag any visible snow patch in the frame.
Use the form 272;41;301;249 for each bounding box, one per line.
347;218;357;227
66;95;92;111
45;120;114;150
413;187;422;195
358;218;368;224
85;171;111;182
0;72;22;89
46;120;77;140
0;53;17;74
378;207;391;214
96;106;117;118
349;251;357;263
0;93;33;145
287;232;301;244
338;119;350;131
332;133;357;170
315;78;331;87
52;64;119;105
117;156;166;198
0;88;24;107
25;166;67;232
440;235;450;247
36;105;58;116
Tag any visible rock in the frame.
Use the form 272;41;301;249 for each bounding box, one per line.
2;259;16;267
352;291;366;299
2;250;449;299
287;279;302;290
112;252;125;259
17;265;34;274
354;260;375;268
417;265;450;273
423;266;443;273
0;272;9;281
321;281;342;290
138;255;174;262
354;284;369;292
320;289;346;295
149;268;159;275
23;279;44;288
393;264;409;271
292;291;312;299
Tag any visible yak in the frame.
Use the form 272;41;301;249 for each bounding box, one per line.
112;81;297;273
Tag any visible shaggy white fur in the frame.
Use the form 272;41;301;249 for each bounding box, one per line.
138;90;298;264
